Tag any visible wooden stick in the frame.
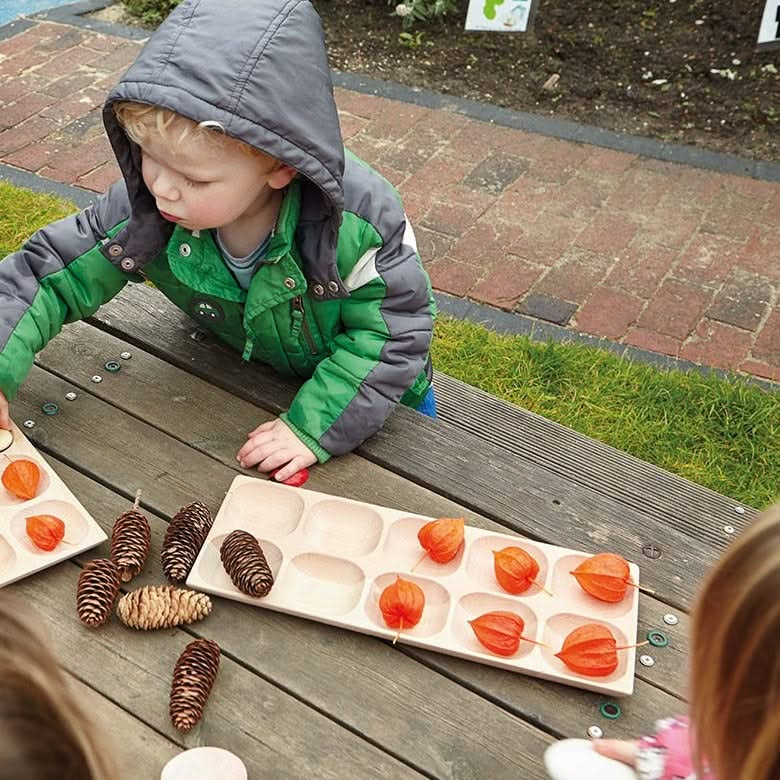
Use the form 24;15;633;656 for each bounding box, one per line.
410;551;428;573
393;618;404;646
532;578;554;597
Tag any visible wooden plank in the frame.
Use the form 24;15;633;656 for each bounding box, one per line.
11;377;556;778
86;287;737;610
27;331;687;723
67;674;180;777
11;563;416;779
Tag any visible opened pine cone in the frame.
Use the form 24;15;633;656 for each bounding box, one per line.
220;530;274;597
116;585;212;630
111;507;151;582
170;638;220;731
161;501;214;584
77;558;121;628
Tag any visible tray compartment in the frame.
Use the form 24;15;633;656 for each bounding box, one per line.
551;554;636;618
284;553;365;616
302;499;383;558
0;454;52;507
451;592;539;660
465;534;551;597
364;572;451;638
221;479;304;538
10;499;91;555
0;535;17;576
383;515;464;576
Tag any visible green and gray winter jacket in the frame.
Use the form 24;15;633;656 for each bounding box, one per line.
0;0;435;463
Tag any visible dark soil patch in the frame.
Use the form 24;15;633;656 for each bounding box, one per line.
314;0;779;162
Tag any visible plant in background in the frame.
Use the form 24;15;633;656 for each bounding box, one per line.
392;0;459;28
122;0;180;26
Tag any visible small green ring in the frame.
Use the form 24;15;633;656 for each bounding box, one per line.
599;701;622;720
41;402;59;416
104;360;121;373
647;630;669;648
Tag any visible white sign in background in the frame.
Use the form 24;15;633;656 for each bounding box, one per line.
757;0;780;48
465;0;538;32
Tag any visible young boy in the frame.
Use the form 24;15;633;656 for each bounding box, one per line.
0;0;436;481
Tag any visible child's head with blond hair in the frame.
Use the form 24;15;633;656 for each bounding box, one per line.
0;593;116;779
689;501;780;780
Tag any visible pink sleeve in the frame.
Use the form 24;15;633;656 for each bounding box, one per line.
636;716;699;780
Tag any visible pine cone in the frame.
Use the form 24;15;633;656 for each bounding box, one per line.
161;501;214;584
220;530;274;597
111;508;151;582
170;638;220;731
116;585;212;630
77;558;121;628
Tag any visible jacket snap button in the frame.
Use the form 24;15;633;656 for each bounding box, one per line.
120;257;136;271
179;244;192;257
108;244;123;257
327;280;339;293
313;284;325;296
283;277;296;290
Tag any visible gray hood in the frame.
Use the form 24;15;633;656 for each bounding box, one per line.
102;0;345;285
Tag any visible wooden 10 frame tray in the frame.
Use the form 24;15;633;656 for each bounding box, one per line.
0;422;107;588
187;475;641;696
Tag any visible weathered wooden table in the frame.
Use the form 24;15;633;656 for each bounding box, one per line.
7;283;754;779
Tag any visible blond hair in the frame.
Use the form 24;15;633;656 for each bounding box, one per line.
113;100;274;164
689;501;780;780
0;593;117;779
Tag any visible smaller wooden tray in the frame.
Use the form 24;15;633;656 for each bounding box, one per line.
188;475;641;696
0;422;106;588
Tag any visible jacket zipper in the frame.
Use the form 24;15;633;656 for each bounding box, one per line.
291;296;318;355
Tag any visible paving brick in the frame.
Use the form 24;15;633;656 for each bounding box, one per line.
637;279;712;340
623;328;681;357
0;26;52;58
580;146;636;174
673;232;744;286
545;174;614;218
508;213;580;266
531;247;615;304
606;169;671;212
377;140;435;177
575;287;645;340
0;47;52;77
41;89;103;124
739;360;780;383
40;134;114;184
680;319;753;370
414;225;455;266
752;308;780;366
427;258;482;296
0;115;59;155
0;92;57;130
442;119;495;163
34;45;98;77
721;174;779;202
605;243;676;298
637;206;700;251
76;161;121;193
397;193;429;224
449;222;509;266
81;32;135;53
41;70;100;99
656;169;726;211
700;192;756;241
338;113;368;140
366;101;430;141
86;41;141;73
422;199;486;237
529;137;592;183
462;153;528;195
2;139;66;172
334;88;387;120
503;176;563;210
36;26;86;53
575;212;638;254
706;270;772;332
517;293;577;325
0;74;46;104
411;108;470;138
399;154;473;202
469;258;541;310
737;226;780;282
343;134;387;169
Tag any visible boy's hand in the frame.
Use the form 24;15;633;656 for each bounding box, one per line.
0;390;9;430
592;739;639;767
237;418;317;482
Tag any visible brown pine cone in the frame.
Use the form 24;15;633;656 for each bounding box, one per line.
220;530;274;597
116;585;212;630
161;501;214;584
111;509;151;582
170;638;220;731
77;558;121;628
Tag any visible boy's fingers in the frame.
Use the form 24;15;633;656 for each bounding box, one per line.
592;739;639;767
270;457;306;483
237;432;273;462
247;419;277;437
0;394;9;429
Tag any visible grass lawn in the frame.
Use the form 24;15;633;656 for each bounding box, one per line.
2;181;778;509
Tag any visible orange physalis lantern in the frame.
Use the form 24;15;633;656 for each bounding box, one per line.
26;514;65;552
554;623;640;677
417;517;464;565
493;546;548;595
379;576;425;643
469;611;537;657
571;553;634;603
2;458;41;500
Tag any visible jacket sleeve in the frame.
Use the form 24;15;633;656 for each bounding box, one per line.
281;215;434;462
0;181;132;400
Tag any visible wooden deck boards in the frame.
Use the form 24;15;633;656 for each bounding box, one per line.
2;281;739;777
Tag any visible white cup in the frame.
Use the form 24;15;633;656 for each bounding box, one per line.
160;746;248;780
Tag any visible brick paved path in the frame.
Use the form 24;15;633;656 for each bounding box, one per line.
1;20;778;382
